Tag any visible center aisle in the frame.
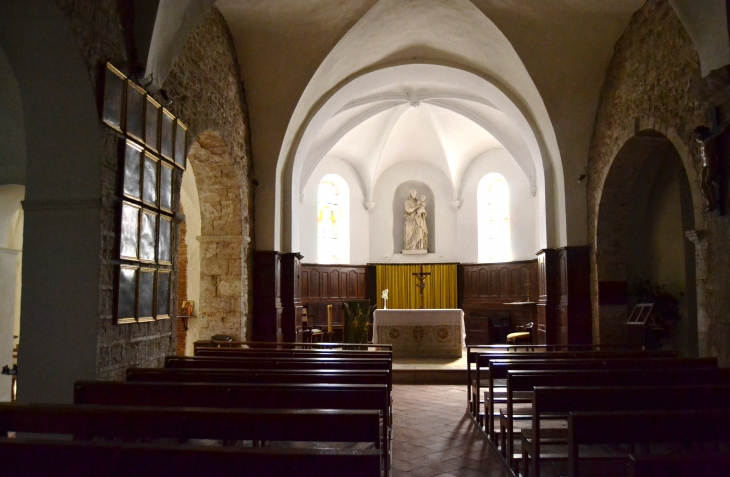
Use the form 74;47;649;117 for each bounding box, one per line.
391;385;510;477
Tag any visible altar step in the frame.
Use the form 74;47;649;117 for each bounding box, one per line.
392;368;465;384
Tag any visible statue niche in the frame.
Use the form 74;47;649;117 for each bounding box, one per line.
403;189;428;254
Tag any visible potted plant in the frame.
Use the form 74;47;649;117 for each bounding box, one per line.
343;300;376;347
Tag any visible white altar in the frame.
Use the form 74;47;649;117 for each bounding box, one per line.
373;309;465;358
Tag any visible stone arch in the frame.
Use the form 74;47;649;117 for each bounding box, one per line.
186;130;246;341
593;127;699;351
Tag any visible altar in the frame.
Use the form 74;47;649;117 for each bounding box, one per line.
372;309;465;358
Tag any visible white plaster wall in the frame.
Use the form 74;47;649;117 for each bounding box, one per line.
457;149;538;263
299;156;369;264
0;185;23;401
370;161;455;263
180;165;202;356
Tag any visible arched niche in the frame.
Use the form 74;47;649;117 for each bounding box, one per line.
186;131;246;341
392;181;435;254
595;130;698;356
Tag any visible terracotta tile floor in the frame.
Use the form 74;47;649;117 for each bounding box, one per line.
391;384;510;477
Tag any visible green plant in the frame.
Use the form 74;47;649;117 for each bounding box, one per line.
343;300;375;344
628;278;683;326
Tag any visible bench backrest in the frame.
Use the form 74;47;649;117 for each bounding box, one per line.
532;384;730;416
569;409;730;446
0;403;381;444
568;410;730;477
0;438;382;477
467;344;644;361
628;452;730;477
509;367;730;393
194;340;391;351
475;350;676;368
75;381;388;413
165;356;391;371
126;368;392;392
195;348;393;359
489;357;717;380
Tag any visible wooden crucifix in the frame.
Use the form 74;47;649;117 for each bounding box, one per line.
412;265;431;309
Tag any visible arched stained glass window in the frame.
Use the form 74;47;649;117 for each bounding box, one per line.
478;173;511;262
317;174;349;264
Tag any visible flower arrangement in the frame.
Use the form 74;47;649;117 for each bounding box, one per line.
381;289;389;309
343;300;376;345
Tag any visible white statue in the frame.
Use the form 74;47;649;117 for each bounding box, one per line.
404;189;428;252
381;289;389;309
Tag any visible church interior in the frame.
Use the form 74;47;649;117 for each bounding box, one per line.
2;0;730;475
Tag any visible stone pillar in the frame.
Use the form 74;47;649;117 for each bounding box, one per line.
685;230;708;356
196;234;245;340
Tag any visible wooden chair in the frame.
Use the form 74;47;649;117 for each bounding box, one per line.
506;322;534;346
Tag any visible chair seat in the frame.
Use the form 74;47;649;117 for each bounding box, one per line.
506;332;531;340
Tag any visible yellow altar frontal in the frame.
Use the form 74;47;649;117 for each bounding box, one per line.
372;309;465;358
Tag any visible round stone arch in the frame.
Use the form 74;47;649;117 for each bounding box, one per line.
185;130;247;341
592;125;702;350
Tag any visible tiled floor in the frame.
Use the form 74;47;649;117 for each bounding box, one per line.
391;384;510;477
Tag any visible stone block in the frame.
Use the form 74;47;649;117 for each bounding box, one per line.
217;276;242;297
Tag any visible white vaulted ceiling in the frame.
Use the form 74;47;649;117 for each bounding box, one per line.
300;82;534;203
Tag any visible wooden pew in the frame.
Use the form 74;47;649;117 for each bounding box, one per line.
466;344;649;409
507;368;730;466
468;350;677;423
568;409;730;477
520;383;730;477
0;438;382;477
194;340;392;352
166;356;391;372
483;357;717;440
126;368;392;393
195;348;392;359
0;403;382;449
75;381;391;474
628;452;730;477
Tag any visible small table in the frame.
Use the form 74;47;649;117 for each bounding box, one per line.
372;309;465;358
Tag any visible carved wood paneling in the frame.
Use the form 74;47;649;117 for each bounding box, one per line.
459;261;539;345
300;264;370;339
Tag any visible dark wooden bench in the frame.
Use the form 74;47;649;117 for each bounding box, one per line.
195;348;392;359
469;350;677;424
127;367;392;393
166;356;391;372
482;357;717;441
466;344;651;410
628;451;730;477
521;384;730;477
194;340;391;351
0;438;382;477
75;380;391;474
0;402;381;449
568;409;730;477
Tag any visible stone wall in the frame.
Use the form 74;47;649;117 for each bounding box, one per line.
52;0;177;380
587;0;730;363
162;9;253;342
50;3;252;378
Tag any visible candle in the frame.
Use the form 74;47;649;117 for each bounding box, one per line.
327;305;333;334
